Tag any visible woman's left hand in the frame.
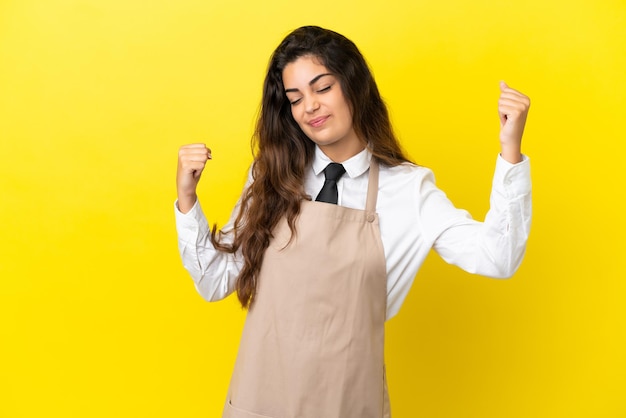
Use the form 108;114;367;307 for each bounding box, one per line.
498;81;530;164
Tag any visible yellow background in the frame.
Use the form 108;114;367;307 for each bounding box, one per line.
1;0;625;416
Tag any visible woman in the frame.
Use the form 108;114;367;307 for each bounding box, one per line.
175;26;531;418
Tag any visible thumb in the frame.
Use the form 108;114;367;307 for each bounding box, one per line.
500;80;508;91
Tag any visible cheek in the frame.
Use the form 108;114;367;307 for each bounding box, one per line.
291;108;307;128
338;107;353;127
336;98;353;124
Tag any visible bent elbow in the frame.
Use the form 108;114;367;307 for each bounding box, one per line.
194;281;229;302
192;271;236;303
495;270;516;280
494;250;527;279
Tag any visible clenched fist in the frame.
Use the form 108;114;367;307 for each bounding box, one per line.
177;143;212;213
498;81;530;164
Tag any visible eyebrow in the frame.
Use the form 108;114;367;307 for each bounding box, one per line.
284;73;333;93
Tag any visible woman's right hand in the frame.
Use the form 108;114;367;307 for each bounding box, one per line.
176;143;212;214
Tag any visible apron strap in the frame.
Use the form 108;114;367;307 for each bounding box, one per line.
365;159;379;220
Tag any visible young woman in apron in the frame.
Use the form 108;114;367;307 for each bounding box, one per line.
175;26;531;418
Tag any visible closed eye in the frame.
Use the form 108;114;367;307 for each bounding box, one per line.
287;82;333;105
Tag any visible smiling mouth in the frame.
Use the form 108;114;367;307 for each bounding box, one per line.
308;116;329;127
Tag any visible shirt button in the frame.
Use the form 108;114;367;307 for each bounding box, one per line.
366;213;376;223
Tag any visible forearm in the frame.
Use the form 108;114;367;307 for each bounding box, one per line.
429;155;532;277
500;143;523;164
177;192;198;214
175;200;239;301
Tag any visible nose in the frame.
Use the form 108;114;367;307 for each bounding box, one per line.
304;95;320;114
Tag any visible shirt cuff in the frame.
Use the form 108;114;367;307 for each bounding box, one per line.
174;199;210;240
493;154;531;198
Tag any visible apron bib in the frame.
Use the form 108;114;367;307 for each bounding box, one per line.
224;161;390;418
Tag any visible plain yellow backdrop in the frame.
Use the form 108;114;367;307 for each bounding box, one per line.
1;0;625;417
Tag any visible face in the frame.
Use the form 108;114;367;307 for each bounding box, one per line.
282;55;362;161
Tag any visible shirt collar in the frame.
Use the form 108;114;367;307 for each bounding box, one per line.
313;145;372;179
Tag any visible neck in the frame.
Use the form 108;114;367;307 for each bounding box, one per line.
319;142;366;163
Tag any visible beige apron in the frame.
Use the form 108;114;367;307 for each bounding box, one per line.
223;161;390;418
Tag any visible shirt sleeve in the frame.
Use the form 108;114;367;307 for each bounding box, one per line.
420;155;532;278
175;183;249;302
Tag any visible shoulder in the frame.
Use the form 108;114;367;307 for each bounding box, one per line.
378;162;437;189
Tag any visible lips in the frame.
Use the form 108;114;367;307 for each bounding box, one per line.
308;116;329;128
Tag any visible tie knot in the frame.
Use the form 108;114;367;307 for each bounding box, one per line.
323;163;346;182
315;163;346;204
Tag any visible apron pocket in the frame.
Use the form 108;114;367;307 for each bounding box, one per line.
224;400;276;418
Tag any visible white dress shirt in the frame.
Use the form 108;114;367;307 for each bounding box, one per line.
175;146;532;320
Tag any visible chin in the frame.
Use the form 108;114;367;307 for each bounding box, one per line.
308;133;337;145
312;139;338;148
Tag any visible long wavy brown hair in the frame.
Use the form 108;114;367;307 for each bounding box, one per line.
211;26;412;308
